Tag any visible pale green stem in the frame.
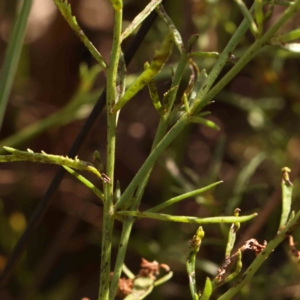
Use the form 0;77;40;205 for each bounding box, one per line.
0;147;103;180
186;227;205;300
116;211;258;224
109;219;133;299
0;0;32;130
98;1;123;299
121;0;162;41
190;51;220;59
53;0;107;70
234;0;258;37
147;181;223;213
279;167;293;229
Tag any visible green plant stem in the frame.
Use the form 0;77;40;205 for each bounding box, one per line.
0;147;103;180
234;0;258;37
201;0;300;110
279;167;293;229
264;0;294;5
53;0;107;70
116;211;257;224
225;209;241;258
225;153;266;215
200;277;212;300
187;227;205;300
121;0;162;41
155;4;184;53
147;181;223;213
99;1;123;299
217;210;300;300
109;219;133;299
0;0;32;130
190;51;220;59
62;166;104;202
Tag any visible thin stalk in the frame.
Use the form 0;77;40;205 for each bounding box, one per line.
121;0;162;41
200;277;212;300
279;167;293;229
155;4;184;53
109;220;133;299
234;0;258;38
186;227;205;300
53;0;107;70
147;181;223;213
98;1;123;299
62;166;104;202
116;211;258;224
190;51;220;59
1;147;104;180
0;0;32;130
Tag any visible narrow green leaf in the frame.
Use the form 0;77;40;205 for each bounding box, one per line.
188;117;220;130
1;147;107;182
111;33;173;113
254;0;264;37
155;4;184;53
147;181;223;213
200;277;212;300
187;227;205;300
225;209;241;259
186;34;199;52
146;62;164;114
121;0;163;41
154;271;173;286
279;167;293;228
114;180;121;204
225;153;266;215
122;264;135;279
185;59;200;98
116;211;257;224
189;69;208;109
0;0;32;130
53;0;107;70
93;150;104;172
264;0;274;20
234;0;259;38
275;29;300;43
182;93;191;114
190;52;220;59
63;166;104;202
222;250;242;285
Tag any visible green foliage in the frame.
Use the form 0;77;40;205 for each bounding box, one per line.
1;0;300;299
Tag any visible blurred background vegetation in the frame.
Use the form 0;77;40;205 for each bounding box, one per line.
1;0;300;299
